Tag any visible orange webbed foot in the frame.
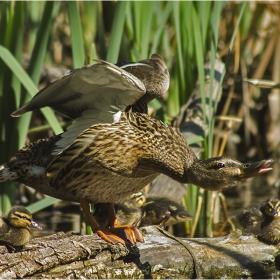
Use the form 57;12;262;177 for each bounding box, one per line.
80;199;144;245
97;226;144;245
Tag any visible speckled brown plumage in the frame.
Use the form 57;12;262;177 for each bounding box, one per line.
236;197;280;245
0;111;274;204
120;54;169;113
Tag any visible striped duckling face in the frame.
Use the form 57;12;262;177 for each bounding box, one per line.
129;191;146;207
263;198;280;218
7;206;42;229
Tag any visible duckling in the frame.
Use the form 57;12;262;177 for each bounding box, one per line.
236;197;280;244
0;54;274;245
93;192;145;229
0;206;41;247
137;193;192;227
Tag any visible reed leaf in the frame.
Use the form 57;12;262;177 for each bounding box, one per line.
27;197;60;214
106;1;128;62
67;1;85;67
0;46;63;136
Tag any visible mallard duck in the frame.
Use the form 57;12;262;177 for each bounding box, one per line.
236;197;280;244
0;54;274;245
137;193;192;227
0;206;41;247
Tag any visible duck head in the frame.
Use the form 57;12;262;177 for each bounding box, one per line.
120;54;169;113
118;54;169;99
262;197;280;218
186;157;273;191
129;191;146;207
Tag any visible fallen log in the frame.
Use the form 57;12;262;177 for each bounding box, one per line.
0;226;279;279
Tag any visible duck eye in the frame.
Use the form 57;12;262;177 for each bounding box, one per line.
243;164;250;168
217;162;225;168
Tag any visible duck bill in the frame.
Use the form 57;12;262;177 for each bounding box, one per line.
271;209;279;216
31;220;42;230
240;158;274;179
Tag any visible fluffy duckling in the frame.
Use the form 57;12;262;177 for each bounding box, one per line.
236;197;280;244
136;192;192;227
0;206;41;247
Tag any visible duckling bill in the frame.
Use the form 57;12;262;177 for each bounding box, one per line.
236;197;280;245
0;54;274;245
0;206;41;247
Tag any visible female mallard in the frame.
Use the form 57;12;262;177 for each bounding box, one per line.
0;206;41;247
236;197;280;244
0;55;273;245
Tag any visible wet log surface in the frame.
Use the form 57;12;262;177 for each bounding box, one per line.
0;226;280;279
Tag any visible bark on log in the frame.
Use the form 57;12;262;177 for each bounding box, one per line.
0;227;279;279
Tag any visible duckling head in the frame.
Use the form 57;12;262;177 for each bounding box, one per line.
263;198;280;218
7;206;41;229
186;157;273;191
129;191;146;207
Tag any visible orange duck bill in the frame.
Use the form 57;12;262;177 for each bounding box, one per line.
239;158;274;179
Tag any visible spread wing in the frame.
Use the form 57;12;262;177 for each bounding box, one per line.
12;60;146;119
11;54;169;154
12;60;146;154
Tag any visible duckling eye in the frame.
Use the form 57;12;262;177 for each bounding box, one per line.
217;162;225;168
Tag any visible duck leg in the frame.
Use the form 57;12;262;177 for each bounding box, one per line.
80;198;99;230
80;199;143;245
105;202;144;244
80;199;125;245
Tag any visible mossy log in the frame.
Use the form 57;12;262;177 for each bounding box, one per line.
0;226;279;279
